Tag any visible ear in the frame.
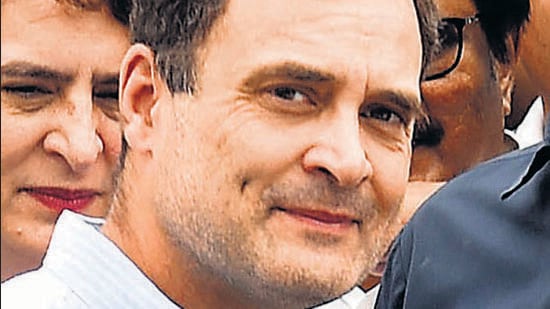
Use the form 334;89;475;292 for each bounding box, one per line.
497;36;518;117
119;44;166;154
498;66;514;117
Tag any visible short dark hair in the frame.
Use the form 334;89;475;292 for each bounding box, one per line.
473;0;530;64
130;0;227;94
414;0;439;80
130;0;439;94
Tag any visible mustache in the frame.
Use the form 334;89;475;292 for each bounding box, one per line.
261;179;378;223
413;116;444;148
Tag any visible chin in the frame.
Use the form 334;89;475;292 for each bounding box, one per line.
250;244;366;301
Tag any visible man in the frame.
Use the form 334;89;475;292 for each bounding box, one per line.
362;0;530;295
507;0;549;148
410;0;529;185
375;0;550;302
1;0;129;281
1;0;438;308
375;118;549;308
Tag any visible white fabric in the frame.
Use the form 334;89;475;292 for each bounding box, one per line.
357;284;379;309
506;96;545;149
314;285;379;309
1;210;179;309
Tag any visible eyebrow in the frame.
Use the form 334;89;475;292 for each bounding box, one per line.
238;61;422;115
1;61;73;83
241;61;336;89
374;90;422;116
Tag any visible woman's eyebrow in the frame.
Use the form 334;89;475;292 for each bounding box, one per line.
1;61;73;83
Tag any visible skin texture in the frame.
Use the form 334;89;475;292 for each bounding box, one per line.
363;0;518;290
102;0;424;308
508;0;550;128
410;0;515;182
0;0;128;281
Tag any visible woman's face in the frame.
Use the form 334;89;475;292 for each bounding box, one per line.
1;0;129;281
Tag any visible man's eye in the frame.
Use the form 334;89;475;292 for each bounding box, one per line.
438;23;459;50
361;106;404;124
94;91;120;120
94;91;118;100
271;87;309;104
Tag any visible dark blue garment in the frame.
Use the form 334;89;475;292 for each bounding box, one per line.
376;138;550;308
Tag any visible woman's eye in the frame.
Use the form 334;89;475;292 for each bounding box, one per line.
2;85;52;98
1;84;56;112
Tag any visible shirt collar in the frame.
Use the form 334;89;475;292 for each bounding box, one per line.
43;210;180;308
501;141;550;200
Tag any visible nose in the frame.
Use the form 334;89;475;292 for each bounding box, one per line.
302;115;372;187
43;103;103;173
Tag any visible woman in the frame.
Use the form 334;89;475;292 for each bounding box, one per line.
1;0;129;281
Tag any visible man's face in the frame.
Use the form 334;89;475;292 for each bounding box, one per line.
520;0;550;98
154;0;422;306
411;0;513;181
1;0;128;280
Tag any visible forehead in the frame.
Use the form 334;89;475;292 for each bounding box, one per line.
205;0;422;93
1;0;128;75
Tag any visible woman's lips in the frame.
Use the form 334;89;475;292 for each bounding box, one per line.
22;187;99;213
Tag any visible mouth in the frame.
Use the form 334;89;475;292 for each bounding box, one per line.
272;206;361;230
19;187;100;213
412;117;444;148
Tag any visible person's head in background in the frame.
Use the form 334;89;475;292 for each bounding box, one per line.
411;0;530;183
362;0;530;290
1;0;130;281
507;0;549;130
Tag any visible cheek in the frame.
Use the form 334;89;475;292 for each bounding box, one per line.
422;71;503;128
0;116;45;172
422;74;479;116
214;114;308;180
97;118;123;163
367;143;410;205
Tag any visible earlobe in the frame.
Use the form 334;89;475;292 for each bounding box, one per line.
119;44;163;152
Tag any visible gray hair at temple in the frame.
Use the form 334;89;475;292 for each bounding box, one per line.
129;0;440;95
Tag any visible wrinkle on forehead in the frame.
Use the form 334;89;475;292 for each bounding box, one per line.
213;0;421;78
222;0;420;42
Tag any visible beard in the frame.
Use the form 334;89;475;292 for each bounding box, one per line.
153;125;400;308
